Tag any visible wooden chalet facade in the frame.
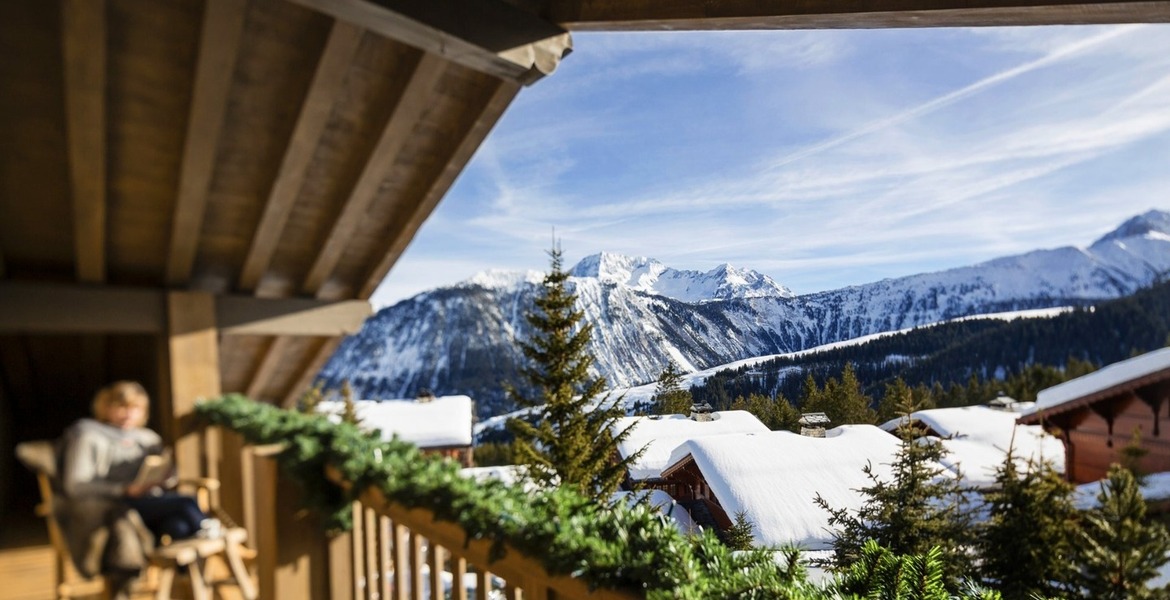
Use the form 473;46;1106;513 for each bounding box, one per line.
1019;348;1170;484
3;0;1170;597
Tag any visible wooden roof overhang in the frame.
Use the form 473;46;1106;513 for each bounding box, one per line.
0;0;570;410
2;0;1168;415
1017;366;1170;430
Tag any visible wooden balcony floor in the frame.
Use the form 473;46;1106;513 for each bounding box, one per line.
0;514;251;600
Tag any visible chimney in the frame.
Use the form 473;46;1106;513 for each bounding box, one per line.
416;388;436;403
799;412;830;437
689;402;714;422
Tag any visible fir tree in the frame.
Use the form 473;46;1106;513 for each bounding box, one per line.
725;510;755;551
506;243;643;502
977;451;1077;599
652;361;692;415
877;377;913;424
340;380;361;426
1072;464;1170;600
298;380;325;414
816;394;973;581
1120;428;1150;486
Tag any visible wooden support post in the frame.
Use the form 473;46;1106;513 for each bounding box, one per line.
166;291;221;479
328;528;354;600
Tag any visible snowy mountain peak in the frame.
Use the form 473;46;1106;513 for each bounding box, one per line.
463;268;544;290
570;252;666;286
1094;209;1170;246
569;252;794;303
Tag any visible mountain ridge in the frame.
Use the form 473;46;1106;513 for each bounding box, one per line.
320;210;1170;418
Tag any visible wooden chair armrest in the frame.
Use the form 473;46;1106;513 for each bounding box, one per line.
175;477;221;491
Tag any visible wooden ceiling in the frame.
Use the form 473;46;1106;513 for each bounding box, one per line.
1;0;1167;411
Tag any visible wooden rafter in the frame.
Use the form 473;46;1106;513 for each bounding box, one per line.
165;0;248;285
359;79;520;299
62;0;107;284
302;51;448;296
246;336;293;401
286;0;571;84
282;337;342;408
0;281;369;336
238;20;365;292
546;0;1170;30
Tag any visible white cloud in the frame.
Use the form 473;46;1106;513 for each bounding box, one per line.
372;25;1170;306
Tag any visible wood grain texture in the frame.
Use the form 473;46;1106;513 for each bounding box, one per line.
302;51;447;296
166;0;248;285
62;0;107;283
238;19;364;292
166;291;222;480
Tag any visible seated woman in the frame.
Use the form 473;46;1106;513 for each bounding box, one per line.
58;381;212;598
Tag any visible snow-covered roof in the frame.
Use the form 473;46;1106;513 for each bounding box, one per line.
1024;347;1170;419
880;405;1064;487
612;489;700;536
611;411;770;480
1074;471;1170;510
662;425;904;550
318;395;473;448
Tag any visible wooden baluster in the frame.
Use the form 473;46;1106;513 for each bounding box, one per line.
410;533;425;600
393;523;409;600
452;556;468;600
428;543;444;600
475;569;491;600
503;582;520;600
379;516;392;600
351;502;365;599
365;506;378;600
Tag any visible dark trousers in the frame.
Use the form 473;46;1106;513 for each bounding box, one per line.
125;493;206;541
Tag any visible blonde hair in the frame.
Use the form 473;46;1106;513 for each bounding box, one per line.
92;380;150;427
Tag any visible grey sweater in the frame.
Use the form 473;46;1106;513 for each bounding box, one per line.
59;418;163;499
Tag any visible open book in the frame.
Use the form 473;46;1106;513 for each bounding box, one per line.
132;451;173;487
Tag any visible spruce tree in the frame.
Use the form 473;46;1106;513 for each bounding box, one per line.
725;510;756;551
878;377;913;424
652;361;692;415
1072;464;1170;600
816;394;973;581
977;451;1078;599
506;244;642;502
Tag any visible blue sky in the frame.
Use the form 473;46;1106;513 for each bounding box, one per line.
371;25;1170;308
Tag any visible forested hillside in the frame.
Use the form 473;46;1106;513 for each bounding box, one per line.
690;279;1170;410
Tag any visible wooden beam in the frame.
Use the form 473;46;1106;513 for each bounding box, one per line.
0;281;164;334
166;0;248;285
245;337;293;401
0;281;369;335
286;0;571;84
238;20;365;292
282;337;342;408
301;51;448;296
167;291;222;480
62;0;107;284
545;0;1170;30
359;80;520;299
218;296;371;336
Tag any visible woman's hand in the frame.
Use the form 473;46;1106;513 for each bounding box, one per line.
124;482;151;498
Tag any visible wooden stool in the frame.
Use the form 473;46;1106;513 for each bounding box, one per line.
151;528;255;600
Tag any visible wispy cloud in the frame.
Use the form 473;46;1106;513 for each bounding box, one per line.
374;25;1170;307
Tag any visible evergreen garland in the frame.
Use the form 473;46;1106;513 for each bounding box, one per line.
196;394;823;598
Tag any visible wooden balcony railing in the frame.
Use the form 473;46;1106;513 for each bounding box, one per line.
347;487;639;600
226;437;641;600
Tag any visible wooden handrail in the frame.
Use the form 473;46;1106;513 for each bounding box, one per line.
354;486;642;600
